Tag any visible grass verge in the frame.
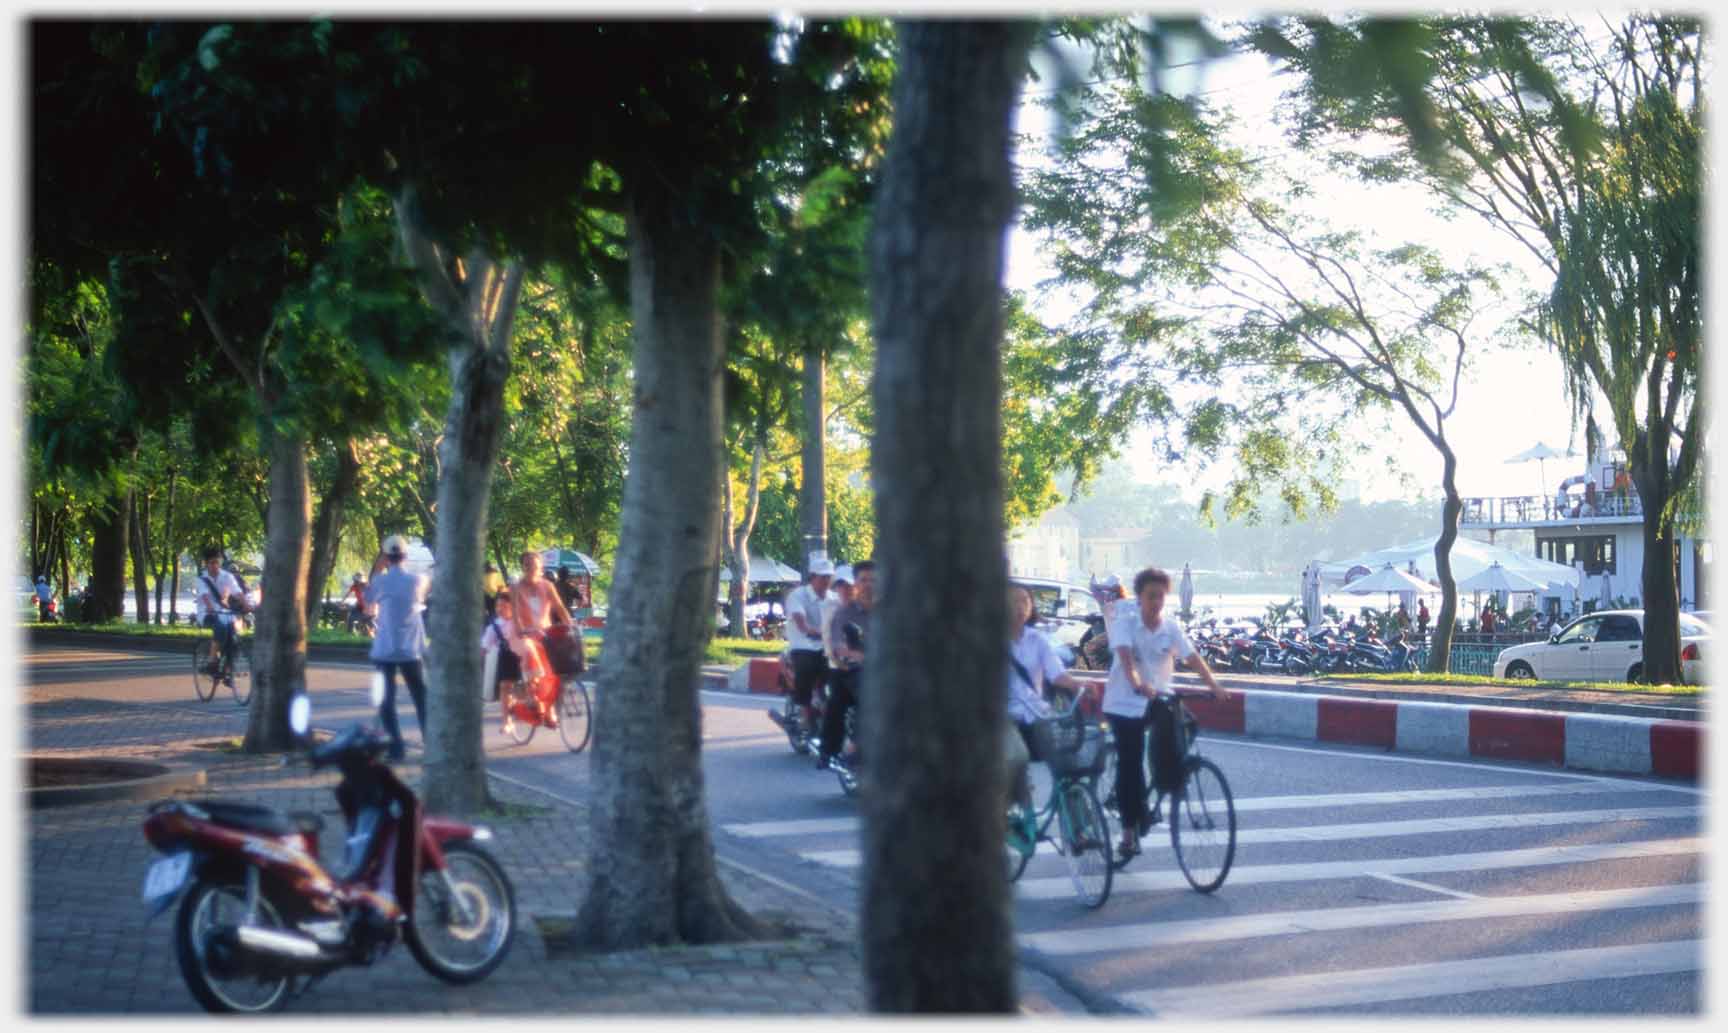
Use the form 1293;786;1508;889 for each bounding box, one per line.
1318;670;1704;697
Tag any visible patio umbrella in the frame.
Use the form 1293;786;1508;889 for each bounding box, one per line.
1600;570;1614;609
540;548;602;577
1506;441;1577;499
1456;562;1549;594
1179;563;1195;619
1343;564;1436;595
1571;561;1585;618
1302;562;1324;630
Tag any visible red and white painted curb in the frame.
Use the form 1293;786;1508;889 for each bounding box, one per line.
725;657;1702;782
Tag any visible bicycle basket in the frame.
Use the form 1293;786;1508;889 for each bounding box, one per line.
1032;713;1107;778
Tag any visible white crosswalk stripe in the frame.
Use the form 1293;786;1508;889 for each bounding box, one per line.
1119;939;1703;1017
728;771;1704;1014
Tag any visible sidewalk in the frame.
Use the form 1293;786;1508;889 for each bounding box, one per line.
25;690;1089;1015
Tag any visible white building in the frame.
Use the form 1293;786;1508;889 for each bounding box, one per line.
1460;442;1708;613
1007;506;1081;581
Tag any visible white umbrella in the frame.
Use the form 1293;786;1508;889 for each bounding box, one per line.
1457;562;1549;594
1506;441;1578;499
1321;537;1578;595
1302;561;1324;630
1343;564;1436;595
1599;570;1614;609
1179;563;1195;618
1571;561;1585;618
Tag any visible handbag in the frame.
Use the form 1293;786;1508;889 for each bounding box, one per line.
543;622;586;676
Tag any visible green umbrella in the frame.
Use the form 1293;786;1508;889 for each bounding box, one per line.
539;548;602;577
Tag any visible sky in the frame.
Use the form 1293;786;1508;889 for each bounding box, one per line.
1005;29;1594;507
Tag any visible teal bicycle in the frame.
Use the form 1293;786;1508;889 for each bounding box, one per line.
1004;706;1114;908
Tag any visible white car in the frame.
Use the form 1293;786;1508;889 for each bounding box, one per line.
1493;609;1710;685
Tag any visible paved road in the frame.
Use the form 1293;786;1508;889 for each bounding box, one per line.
22;644;1705;1016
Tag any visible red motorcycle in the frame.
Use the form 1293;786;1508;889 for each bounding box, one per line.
140;698;516;1012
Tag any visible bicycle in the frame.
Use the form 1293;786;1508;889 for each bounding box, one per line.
1004;706;1114;909
1113;690;1238;893
503;676;592;753
191;615;252;706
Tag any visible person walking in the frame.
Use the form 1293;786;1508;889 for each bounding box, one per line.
365;535;431;761
785;552;835;741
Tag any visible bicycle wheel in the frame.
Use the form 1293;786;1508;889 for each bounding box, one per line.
1170;756;1236;893
1004;801;1035;883
1059;781;1112;909
227;639;252;706
557;680;592;753
191;643;218;702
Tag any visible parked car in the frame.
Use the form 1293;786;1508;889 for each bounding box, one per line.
1009;577;1103;660
1493;609;1710;685
1692;610;1713;628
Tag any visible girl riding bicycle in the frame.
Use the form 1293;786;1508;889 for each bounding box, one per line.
1103;566;1227;863
1005;584;1084;810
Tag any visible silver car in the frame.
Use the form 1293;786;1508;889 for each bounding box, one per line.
1492;609;1709;685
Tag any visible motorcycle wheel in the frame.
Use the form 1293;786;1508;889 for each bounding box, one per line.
406;841;517;984
1285;654;1312;676
174;878;293;1013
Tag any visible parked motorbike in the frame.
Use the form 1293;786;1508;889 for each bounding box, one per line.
140;696;516;1013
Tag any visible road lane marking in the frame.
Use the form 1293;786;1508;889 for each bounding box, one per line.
1014;837;1702;899
1369;873;1478;899
1118;938;1703;1017
723;782;1690;839
793;807;1700;868
1019;882;1702;955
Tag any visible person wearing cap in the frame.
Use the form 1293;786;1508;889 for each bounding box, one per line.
366;535;432;761
34;575;55;622
343;573;370;634
821;565;853;667
784;553;836;740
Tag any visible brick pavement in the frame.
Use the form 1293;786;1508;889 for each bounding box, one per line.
25;694;876;1015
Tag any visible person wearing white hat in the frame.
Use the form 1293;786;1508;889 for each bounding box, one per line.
821;565;854;667
784;552;836;739
365;535;431;761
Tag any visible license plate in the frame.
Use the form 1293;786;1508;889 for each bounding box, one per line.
141;852;192;908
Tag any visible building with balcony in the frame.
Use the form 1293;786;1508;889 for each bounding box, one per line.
1460;447;1708;613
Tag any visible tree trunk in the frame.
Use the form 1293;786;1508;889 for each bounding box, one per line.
88;488;130;623
1425;448;1463;674
724;438;765;638
127;489;151;623
56;517;73;606
572;193;762;949
1632;462;1682;683
798;344;828;565
421;262;521;816
243;429;313;753
161;468;179;624
305;438;363;627
861;19;1031;1013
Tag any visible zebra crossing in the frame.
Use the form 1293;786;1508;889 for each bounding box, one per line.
719;771;1705;1016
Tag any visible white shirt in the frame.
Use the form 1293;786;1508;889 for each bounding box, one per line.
1006;627;1065;725
1102;612;1196;718
785;583;828;652
819;594;842;663
366;564;430;663
193;568;245;621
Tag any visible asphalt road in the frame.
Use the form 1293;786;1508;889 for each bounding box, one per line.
21;645;1705;1017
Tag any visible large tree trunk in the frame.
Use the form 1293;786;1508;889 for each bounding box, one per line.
127;489;151;624
1632;461;1682;684
573;194;762;949
243;429;312;753
861;20;1031;1013
798;345;828;565
87;487;130;623
421;261;521;816
161;469;179;624
1426;449;1463;674
305;438;362;627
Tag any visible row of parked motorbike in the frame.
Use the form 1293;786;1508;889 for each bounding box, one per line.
1190;621;1420;675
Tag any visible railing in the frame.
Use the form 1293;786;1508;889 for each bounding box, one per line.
1406;630;1551;675
1459;493;1643;526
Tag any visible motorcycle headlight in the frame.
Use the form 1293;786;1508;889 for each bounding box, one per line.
468;827;494;842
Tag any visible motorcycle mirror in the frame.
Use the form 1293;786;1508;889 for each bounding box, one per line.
370;670;386;707
288;693;311;737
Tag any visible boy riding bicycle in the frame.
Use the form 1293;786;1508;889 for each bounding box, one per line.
193;547;249;680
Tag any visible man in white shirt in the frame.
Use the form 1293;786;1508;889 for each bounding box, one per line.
366;535;431;761
784;553;835;738
192;546;248;677
1103;566;1226;863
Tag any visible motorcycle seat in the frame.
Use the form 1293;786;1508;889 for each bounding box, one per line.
192;800;323;837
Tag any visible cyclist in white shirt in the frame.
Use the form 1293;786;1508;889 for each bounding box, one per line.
1005;584;1084;809
784;554;835;739
1103;566;1226;863
192;546;248;676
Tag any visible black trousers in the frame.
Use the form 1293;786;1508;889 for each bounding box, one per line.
820;667;860;759
790;649;828;707
1109;699;1185;837
375;660;428;757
